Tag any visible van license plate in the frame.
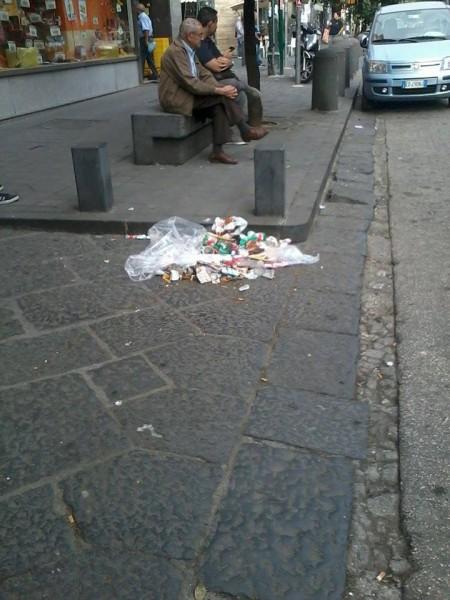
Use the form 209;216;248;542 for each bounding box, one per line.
404;80;426;89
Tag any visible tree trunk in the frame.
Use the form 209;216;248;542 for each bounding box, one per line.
243;0;260;90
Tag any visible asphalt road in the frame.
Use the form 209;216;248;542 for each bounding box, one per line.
378;99;450;600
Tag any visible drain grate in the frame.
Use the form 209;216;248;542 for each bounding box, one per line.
263;117;300;130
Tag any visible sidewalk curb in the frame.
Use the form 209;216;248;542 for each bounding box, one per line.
0;86;359;241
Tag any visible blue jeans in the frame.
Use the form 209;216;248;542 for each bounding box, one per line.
139;38;158;79
256;44;262;66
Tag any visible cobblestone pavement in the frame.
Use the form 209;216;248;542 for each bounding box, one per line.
1;112;380;599
343;115;409;600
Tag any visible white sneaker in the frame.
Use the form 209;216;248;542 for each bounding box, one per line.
0;192;19;205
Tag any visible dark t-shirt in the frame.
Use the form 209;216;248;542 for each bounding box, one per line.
197;37;221;65
329;19;343;36
196;36;235;80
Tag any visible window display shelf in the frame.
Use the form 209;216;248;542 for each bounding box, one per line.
0;0;136;71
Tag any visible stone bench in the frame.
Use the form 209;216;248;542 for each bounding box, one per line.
131;106;212;166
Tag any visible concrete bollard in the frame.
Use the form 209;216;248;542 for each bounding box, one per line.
312;47;338;111
343;41;353;88
349;39;362;77
254;144;286;217
71;143;113;212
334;45;346;97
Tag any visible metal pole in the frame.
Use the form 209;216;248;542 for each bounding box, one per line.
295;0;302;84
268;0;275;75
278;0;284;75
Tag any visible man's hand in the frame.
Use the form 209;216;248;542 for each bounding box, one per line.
205;56;232;73
217;55;232;69
216;85;238;99
222;50;233;60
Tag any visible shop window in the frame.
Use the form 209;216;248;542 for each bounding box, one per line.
0;0;136;71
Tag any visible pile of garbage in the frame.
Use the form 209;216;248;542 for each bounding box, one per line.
124;216;319;284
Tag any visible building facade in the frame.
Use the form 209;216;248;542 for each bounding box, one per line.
214;0;238;52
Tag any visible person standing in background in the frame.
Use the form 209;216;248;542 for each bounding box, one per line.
255;17;262;67
329;11;344;38
235;14;244;59
136;3;159;81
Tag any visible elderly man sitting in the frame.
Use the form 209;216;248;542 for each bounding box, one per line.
159;18;268;165
196;6;263;127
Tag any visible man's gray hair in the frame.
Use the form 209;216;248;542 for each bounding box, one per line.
179;18;201;39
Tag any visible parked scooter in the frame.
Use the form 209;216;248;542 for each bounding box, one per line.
297;24;321;83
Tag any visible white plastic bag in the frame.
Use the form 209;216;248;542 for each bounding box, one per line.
124;217;206;281
265;244;319;267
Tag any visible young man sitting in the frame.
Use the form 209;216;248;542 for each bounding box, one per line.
159;18;268;165
196;6;263;127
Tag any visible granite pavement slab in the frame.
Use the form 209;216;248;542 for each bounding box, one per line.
0;485;73;579
268;328;359;399
0;374;128;494
87;355;168;403
279;287;361;335
199;442;353;600
61;450;221;560
247;386;368;459
1;550;186;600
0;306;24;340
0;328;110;387
294;250;365;295
114;388;247;464
90;305;199;357
146;335;269;400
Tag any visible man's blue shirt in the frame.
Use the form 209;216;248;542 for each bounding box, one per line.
181;40;198;77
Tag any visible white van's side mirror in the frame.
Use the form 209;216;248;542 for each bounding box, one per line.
360;35;369;48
